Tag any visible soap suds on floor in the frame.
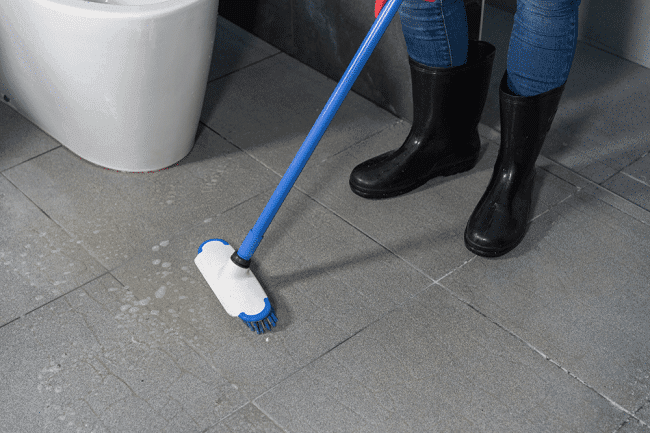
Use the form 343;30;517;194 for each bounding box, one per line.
155;286;167;298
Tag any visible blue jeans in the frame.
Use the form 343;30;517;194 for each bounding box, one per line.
398;0;581;96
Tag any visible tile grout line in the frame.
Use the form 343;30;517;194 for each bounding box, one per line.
248;315;388;408
434;279;649;428
482;122;650;227
0;270;113;330
206;51;283;85
295;191;437;284
622;171;650;188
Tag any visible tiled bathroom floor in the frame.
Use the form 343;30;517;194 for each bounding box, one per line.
1;5;650;432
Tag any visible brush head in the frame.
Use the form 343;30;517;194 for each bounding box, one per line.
195;239;277;334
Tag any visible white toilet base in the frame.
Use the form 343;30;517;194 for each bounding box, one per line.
0;0;219;172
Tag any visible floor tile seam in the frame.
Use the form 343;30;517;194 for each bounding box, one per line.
318;117;405;164
105;187;277;277
486;123;650;224
434;279;649;428
3;160;134;272
197;120;285;180
0;137;62;175
632;395;650;422
292;182;495;286
621;170;650;188
537;154;650;226
612;416;650;433
201;400;262;433
596;160;648;190
0;270;112;331
292;189;437;284
432;255;479;285
249;314;392;408
206;51;283;84
249;401;292;433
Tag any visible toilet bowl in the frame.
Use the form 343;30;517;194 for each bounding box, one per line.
0;0;219;172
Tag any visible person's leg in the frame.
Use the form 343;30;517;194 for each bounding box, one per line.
506;0;581;96
349;0;497;198
398;0;469;68
464;0;581;257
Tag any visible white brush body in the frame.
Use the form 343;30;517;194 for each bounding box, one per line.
194;240;268;318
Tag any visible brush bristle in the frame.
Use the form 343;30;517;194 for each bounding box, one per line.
242;307;278;334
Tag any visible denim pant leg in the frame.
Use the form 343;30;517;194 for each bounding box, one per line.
507;0;581;96
398;0;469;68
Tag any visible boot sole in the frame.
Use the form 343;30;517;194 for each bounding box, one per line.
350;154;479;200
463;225;528;258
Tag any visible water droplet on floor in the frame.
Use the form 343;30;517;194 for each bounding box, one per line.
159;240;169;247
155;286;166;298
152;259;161;265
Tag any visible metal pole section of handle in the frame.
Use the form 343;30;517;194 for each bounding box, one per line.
236;0;404;261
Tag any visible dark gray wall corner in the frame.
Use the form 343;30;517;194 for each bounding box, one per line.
217;0;495;124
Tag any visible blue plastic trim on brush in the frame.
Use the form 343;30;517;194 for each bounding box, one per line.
238;298;278;334
235;0;404;261
197;238;228;254
238;298;272;322
239;298;278;334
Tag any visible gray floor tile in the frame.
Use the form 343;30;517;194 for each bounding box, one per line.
0;102;60;172
439;188;650;415
0;273;250;433
602;172;650;210
293;123;577;280
200;52;399;177
0;188;431;432
109;188;432;384
616;417;650;433
625;152;650;185
547;40;650;179
0;175;105;326
641;401;650;427
3;124;278;271
255;283;625;432
209;17;281;82
603;149;650;210
2;5;650;431
205;403;286;433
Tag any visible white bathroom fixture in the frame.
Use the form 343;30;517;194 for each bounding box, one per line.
0;0;219;172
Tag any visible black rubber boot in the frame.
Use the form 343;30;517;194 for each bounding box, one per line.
464;71;567;257
349;40;496;199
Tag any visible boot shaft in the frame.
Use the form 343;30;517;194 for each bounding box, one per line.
496;72;567;175
407;40;496;145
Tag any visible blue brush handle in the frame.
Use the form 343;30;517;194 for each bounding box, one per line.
236;0;404;261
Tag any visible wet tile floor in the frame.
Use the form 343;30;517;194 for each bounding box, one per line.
1;7;649;433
